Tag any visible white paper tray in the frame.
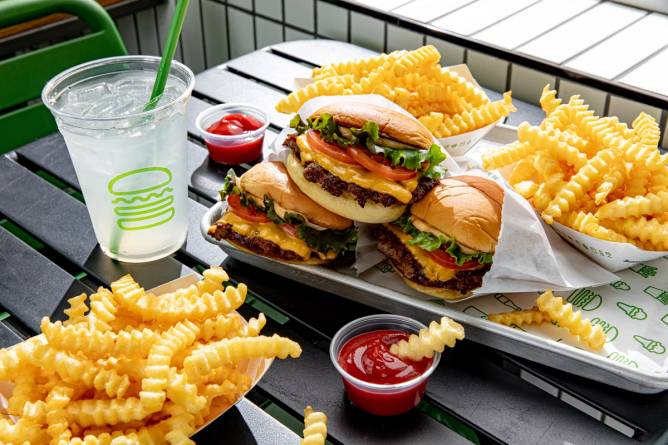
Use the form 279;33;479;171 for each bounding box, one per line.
201;125;668;394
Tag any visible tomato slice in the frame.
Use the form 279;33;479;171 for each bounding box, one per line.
227;194;270;223
306;130;358;164
280;224;298;237
428;249;479;270
346;147;417;181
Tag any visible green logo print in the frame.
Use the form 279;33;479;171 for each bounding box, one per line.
662;314;668;327
462;306;487;319
610;280;631;291
567;288;602;311
108;167;175;231
494;293;521;311
616;302;647;320
644;286;668;305
591;317;619;342
607;351;638;368
630;264;657;278
374;260;393;273
633;335;666;354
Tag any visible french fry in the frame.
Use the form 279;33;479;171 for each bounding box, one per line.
0;267;301;444
483;84;668;251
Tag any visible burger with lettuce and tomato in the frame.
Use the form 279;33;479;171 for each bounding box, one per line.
208;162;357;266
373;175;503;300
283;102;446;223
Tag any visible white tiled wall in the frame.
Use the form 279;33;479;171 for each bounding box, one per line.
317;1;348;40
557;79;607;116
386;24;423;52
466;50;509;93
510;65;556;104
350;12;384;52
118;0;667;135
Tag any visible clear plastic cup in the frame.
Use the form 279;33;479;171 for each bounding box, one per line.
42;56;194;263
330;314;441;416
195;103;269;164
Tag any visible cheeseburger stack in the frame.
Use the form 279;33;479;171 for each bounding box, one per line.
208;162;357;266
373;175;503;300
284;102;446;223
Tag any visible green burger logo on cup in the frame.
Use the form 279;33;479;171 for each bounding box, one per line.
108;167;175;231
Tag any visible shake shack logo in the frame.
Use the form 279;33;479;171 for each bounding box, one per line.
108;167;175;231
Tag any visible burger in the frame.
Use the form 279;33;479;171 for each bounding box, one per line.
208;162;357;266
373;175;503;300
283;102;447;223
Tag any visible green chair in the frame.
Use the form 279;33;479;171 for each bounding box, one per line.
0;0;127;153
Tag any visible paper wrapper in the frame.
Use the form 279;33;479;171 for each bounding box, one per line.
0;274;273;435
269;94;617;301
464;141;668;272
295;64;497;158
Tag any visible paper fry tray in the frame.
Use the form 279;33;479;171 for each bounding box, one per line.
0;274;274;435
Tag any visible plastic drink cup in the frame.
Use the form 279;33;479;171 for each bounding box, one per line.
330;314;441;416
42;56;195;262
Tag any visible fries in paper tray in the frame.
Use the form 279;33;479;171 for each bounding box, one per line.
0;269;301;444
477;85;668;271
280;45;513;157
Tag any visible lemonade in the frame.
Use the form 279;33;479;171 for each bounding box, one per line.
43;56;194;262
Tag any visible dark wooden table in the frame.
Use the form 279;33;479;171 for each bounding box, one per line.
1;39;666;445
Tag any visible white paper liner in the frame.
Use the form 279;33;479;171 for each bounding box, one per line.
0;274;273;435
463;142;668;272
269;94;618;301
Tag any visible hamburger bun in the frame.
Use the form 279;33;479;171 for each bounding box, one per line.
285;153;406;223
222;238;333;265
240;161;352;230
411;175;503;253
310;102;433;150
390;263;470;301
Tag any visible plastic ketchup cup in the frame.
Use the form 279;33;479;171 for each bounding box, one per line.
195;103;269;164
330;315;440;416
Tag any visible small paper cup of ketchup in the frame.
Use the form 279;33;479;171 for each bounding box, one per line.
330;314;441;416
195;103;269;164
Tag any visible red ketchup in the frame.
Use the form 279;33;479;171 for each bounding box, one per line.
338;329;433;416
205;113;264;164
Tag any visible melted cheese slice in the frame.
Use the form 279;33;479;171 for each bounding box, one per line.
220;212;312;259
385;224;457;282
297;135;416;204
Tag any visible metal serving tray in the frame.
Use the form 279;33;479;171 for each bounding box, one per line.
201;125;668;394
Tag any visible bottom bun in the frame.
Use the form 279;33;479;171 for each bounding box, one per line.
285;153;406;224
390;262;471;301
224;238;331;265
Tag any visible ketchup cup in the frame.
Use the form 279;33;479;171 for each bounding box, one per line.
330;314;441;416
196;103;269;164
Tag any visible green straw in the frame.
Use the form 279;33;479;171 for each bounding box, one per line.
109;0;191;259
144;0;191;111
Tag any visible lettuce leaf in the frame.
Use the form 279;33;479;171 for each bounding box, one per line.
263;196;357;255
394;213;493;265
290;114;446;178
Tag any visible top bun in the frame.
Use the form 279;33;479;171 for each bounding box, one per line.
240;161;353;230
311;102;433;150
411;175;504;253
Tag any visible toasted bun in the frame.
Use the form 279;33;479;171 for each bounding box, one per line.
310;102;432;150
285;153;406;223
389;262;471;301
224;238;331;265
411;175;504;253
240;161;352;230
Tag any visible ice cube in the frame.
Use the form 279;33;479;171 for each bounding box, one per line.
65;82;112;106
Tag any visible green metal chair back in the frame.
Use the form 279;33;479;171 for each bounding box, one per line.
0;0;127;153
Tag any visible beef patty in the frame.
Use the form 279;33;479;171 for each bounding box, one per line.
209;220;354;267
284;135;436;208
373;225;488;294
